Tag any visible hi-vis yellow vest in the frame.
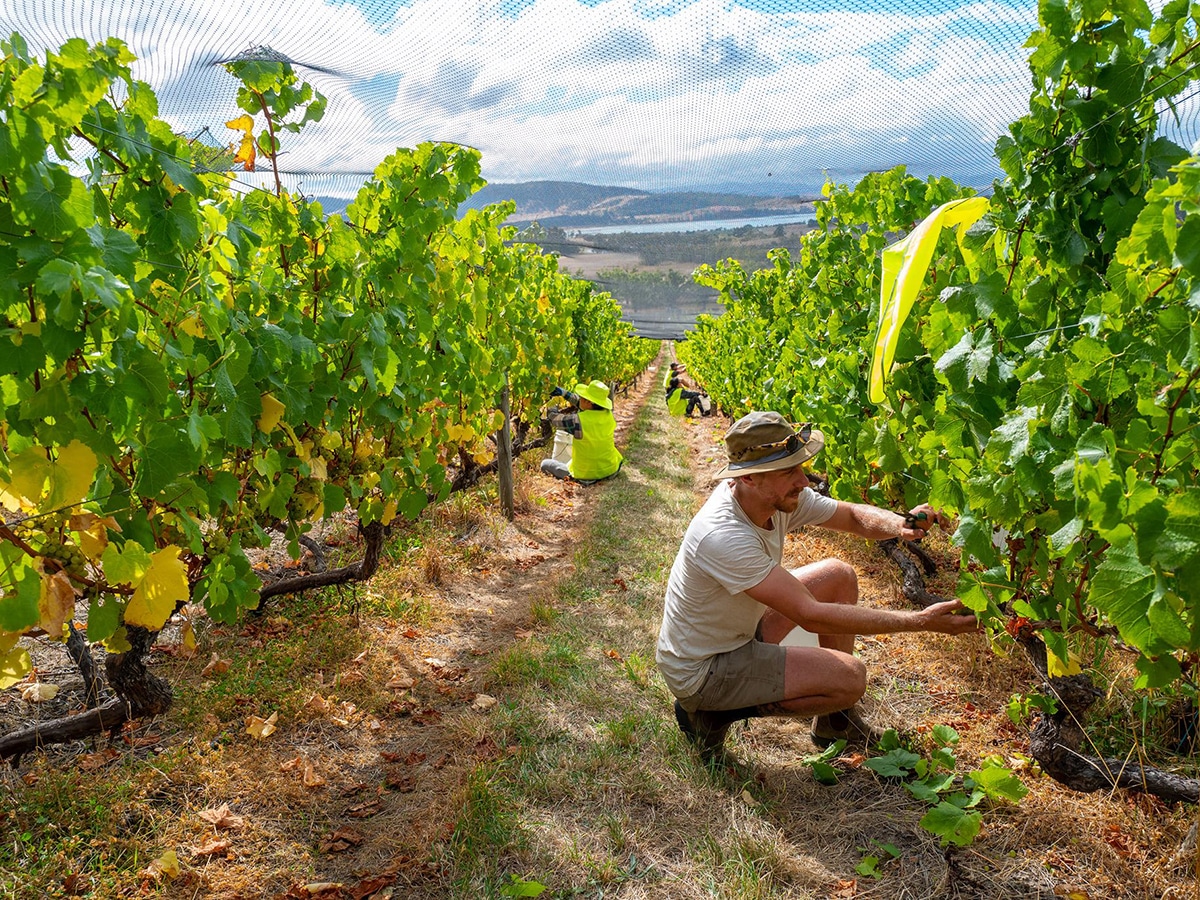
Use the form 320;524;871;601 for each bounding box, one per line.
666;388;687;416
570;409;623;481
662;367;674;390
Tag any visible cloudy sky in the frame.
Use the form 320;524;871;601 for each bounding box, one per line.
2;0;1060;197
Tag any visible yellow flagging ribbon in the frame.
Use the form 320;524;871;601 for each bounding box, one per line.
868;196;989;403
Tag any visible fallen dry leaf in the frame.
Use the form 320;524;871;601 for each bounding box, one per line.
350;873;396;899
19;682;60;702
245;711;279;739
305;693;333;714
202;653;231;677
836;753;867;769
386;675;415;690
78;748;120;771
140;849;180;882
320;826;364;853
471;693;497;711
295;883;344;898
197;804;245;831
191;838;231;859
346;799;382;819
385;772;416;792
303;760;326;788
514;628;534;640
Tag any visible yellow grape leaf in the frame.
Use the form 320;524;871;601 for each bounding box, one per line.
180;621;198;659
124;547;188;630
869;196;989;403
0;483;27;512
39;570;76;636
1046;649;1083;678
308;456;327;482
444;423;464;442
0;641;32;690
2;447;51;510
258;393;286;434
144;849;180;882
245;711;279;739
226;114;253;133
72;512;115;557
536;293;550;314
490;410;505;431
178;314;205;338
472;451;490;466
47;441;98;509
380;499;397;526
101;540;152;586
233;134;256;171
2;442;97;510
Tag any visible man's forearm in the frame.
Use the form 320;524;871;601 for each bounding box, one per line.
842;503;907;541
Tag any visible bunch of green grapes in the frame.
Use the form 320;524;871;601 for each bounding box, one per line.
206;529;230;554
11;511;87;578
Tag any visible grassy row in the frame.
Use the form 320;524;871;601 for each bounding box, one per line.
439;396;801;898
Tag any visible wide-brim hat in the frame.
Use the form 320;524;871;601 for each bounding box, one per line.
712;412;824;479
574;380;613;410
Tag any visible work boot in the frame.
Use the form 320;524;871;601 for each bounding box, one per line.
810;705;885;748
673;700;758;764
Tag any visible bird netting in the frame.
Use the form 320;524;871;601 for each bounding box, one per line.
11;0;1196;206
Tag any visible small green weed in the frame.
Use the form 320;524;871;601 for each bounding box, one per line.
863;727;1029;847
856;839;901;878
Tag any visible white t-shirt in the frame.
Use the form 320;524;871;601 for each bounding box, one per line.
656;480;838;698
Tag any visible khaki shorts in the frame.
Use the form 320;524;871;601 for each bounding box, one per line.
677;639;787;713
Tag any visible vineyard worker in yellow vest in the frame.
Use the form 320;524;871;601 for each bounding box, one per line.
540;381;624;484
657;412;979;765
666;376;703;417
663;361;685;390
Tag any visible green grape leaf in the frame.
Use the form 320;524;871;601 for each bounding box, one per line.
0;549;42;632
969;764;1028;802
86;592;121;643
1087;539;1164;653
865;748;921;778
919;802;982;847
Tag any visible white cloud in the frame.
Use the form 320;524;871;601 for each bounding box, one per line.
0;0;1058;195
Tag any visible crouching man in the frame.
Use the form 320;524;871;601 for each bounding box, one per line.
656;412;978;764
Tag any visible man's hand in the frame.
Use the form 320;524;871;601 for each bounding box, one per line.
900;503;948;541
550;386;566;398
915;599;979;634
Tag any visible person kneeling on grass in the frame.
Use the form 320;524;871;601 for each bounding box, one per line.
666;376;704;417
655;411;978;764
540;380;624;485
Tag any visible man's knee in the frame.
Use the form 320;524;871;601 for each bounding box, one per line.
829;559;858;602
789;558;859;604
834;655;868;706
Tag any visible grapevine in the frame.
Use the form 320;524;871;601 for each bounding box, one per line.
0;34;654;752
680;0;1199;800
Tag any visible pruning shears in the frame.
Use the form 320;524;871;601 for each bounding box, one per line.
903;511;929;533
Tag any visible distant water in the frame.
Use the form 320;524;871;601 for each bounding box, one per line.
571;211;812;236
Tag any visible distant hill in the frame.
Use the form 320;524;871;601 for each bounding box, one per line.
459;180;816;228
312;180;818;228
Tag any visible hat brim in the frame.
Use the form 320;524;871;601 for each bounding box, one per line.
711;430;824;480
572;383;612;410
